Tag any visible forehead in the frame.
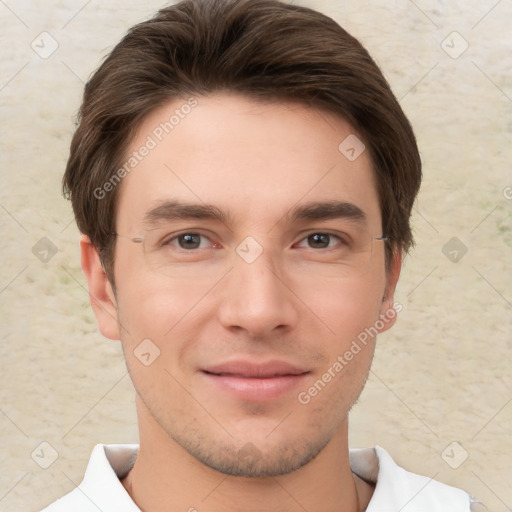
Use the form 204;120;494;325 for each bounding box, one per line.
116;93;381;233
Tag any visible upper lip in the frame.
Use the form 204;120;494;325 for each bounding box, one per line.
202;360;310;378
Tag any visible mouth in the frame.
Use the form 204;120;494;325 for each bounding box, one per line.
200;360;310;401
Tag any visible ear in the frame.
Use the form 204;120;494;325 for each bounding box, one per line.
377;250;402;334
80;235;120;340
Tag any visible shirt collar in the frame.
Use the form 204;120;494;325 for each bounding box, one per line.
79;443;470;511
80;444;140;511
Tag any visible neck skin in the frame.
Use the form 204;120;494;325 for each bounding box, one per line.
121;396;374;512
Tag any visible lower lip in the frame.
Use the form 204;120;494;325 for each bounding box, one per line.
201;372;309;401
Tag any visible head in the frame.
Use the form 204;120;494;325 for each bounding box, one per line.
67;0;421;477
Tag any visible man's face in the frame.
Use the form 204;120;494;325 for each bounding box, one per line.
104;93;399;477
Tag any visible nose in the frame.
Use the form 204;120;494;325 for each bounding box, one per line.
216;246;300;338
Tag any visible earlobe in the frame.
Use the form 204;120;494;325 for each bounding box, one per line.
80;235;120;340
377;250;402;333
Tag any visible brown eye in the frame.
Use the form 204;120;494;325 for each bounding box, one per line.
164;233;209;250
177;233;202;249
297;233;342;249
308;233;329;248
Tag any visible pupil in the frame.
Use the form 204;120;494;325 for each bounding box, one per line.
309;233;329;248
180;234;200;249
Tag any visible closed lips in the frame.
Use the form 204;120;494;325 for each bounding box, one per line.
201;360;310;378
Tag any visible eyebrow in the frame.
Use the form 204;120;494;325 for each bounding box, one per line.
143;200;234;229
142;199;367;229
284;200;366;225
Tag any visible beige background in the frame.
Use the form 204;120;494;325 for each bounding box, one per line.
0;0;511;510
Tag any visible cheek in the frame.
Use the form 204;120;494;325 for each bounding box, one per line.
301;275;385;342
115;270;210;338
295;280;383;413
114;279;197;403
114;273;215;396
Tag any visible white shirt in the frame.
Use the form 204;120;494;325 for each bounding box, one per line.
41;444;481;511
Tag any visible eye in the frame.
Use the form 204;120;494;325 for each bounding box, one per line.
295;232;345;250
164;232;218;250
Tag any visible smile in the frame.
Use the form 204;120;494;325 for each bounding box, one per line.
201;360;310;401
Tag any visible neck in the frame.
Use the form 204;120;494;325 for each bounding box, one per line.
122;397;373;512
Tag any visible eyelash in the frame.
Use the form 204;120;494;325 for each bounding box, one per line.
163;231;347;251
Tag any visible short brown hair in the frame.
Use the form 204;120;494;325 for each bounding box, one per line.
63;0;421;283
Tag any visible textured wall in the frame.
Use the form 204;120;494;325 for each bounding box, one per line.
0;1;510;510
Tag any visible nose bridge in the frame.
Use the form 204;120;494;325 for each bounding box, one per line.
216;240;298;336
